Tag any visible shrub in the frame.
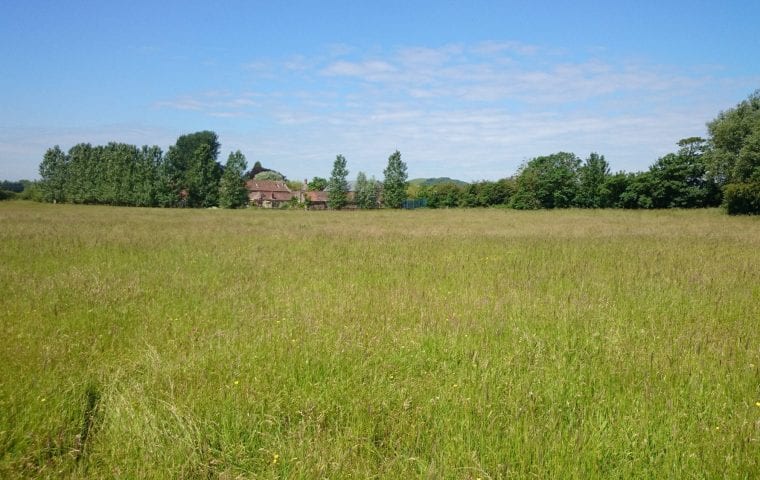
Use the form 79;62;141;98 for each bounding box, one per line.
723;182;760;214
254;170;285;181
0;189;16;201
18;182;43;202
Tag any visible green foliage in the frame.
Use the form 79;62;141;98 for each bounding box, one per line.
575;153;611;208
129;145;162;207
253;170;285;181
382;150;408;208
0;180;25;193
285;180;303;191
476;180;514;207
510;152;581;209
355;172;379;209
425;182;463;208
455;180;514;208
618;171;654;209
706;90;760;186
611;138;720;210
723;182;760;214
280;195;303;210
38;146;68;203
645;138;720;208
17;181;43;202
601;172;633;208
327;154;349;209
219;151;248;209
165;131;221;205
186;144;222;208
308;177;328;191
0;189;16;201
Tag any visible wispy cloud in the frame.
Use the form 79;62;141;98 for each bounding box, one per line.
153;91;261;117
146;42;760;179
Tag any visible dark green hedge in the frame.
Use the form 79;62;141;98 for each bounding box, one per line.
723;182;760;215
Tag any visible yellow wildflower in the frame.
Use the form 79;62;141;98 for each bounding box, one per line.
272;453;279;464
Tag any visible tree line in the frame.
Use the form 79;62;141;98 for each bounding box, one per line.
409;91;760;214
412;141;721;210
35;131;250;208
8;90;759;214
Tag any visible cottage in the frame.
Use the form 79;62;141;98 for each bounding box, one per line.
304;190;329;210
245;180;295;208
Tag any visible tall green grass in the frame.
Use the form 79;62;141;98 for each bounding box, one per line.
1;202;758;478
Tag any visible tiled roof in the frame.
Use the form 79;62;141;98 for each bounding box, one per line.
306;191;328;202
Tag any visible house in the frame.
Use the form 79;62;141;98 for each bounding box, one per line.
245;180;295;208
245;177;361;209
304;190;329;210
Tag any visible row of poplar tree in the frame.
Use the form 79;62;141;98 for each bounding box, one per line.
38;131;250;208
324;151;408;209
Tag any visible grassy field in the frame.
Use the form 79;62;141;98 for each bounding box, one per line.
1;202;759;479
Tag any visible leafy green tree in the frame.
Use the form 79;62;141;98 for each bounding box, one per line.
165;131;221;202
575;153;610;208
65;143;98;204
355;172;379;209
426;182;463;208
327;154;349;209
619;171;654;209
382;150;408;208
96;143;141;205
646;138;720;208
39;146;68;203
219;150;248;208
705;90;760;186
308;177;328;191
132;145;162;207
478;180;513;206
601;172;632;208
186;144;222;207
510;152;581;209
155;155;178;207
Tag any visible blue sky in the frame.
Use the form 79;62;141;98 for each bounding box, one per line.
1;1;759;181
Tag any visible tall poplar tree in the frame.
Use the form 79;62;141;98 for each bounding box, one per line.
219;150;248;208
39;146;68;203
186;144;222;207
327;154;349;209
382;150;408;208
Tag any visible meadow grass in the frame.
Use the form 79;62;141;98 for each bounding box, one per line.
0;202;759;478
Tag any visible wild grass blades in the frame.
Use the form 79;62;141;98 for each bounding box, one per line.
0;202;759;478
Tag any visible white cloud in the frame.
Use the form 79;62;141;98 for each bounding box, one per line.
321;60;397;79
93;43;760;180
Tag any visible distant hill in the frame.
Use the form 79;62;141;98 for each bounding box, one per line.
409;177;469;187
